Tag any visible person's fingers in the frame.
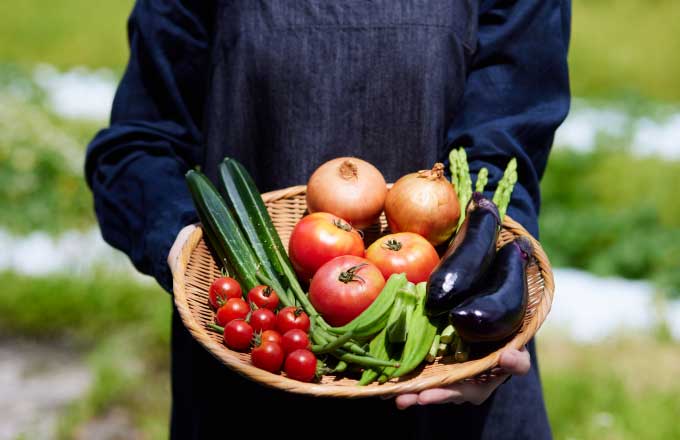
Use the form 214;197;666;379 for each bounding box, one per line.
498;347;531;376
416;387;464;406
167;224;198;272
460;375;509;405
395;393;419;410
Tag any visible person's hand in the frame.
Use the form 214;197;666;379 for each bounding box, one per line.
393;347;530;410
167;224;198;275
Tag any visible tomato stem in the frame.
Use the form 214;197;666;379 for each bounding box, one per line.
263;286;273;297
332;218;353;232
294;307;305;318
207;323;225;333
338;263;368;284
382;239;403;251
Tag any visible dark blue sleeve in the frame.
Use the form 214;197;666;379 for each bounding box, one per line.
446;0;571;238
85;0;215;291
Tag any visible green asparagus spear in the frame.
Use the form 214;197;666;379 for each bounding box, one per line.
492;158;518;221
475;167;489;193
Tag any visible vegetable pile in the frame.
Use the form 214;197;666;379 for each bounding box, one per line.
186;150;530;385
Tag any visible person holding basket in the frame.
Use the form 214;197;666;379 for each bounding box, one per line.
85;0;570;438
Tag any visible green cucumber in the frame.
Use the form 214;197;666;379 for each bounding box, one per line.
218;160;295;306
186;170;260;290
219;158;324;320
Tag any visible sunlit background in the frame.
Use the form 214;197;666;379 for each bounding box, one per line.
1;1;679;438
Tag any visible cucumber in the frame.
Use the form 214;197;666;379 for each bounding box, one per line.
218;161;280;285
220;159;294;274
186;170;260;290
219;158;316;316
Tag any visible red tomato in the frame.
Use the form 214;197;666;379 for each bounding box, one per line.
209;277;242;309
309;256;385;326
288;212;365;282
251;341;284;373
276;307;310;334
247;285;280;311
223;319;253;351
281;329;310;355
365;232;440;283
260;330;282;345
250;308;276;333
284;349;317;382
215;298;250;326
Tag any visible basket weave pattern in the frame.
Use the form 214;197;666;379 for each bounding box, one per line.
172;185;554;398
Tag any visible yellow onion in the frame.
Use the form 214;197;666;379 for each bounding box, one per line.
384;163;460;245
306;157;387;229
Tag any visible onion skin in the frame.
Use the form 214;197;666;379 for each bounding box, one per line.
306;157;387;229
384;163;460;246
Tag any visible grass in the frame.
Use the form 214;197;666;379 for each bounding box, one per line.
539;149;680;297
0;0;133;70
0;66;99;234
0;271;171;439
570;0;680;101
539;336;680;440
1;0;680;101
55;331;170;440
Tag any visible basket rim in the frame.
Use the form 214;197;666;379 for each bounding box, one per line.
171;186;555;398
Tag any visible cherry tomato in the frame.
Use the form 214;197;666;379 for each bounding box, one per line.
209;276;242;309
284;349;317;382
309;256;385;326
250;308;276;333
223;319;253;351
288;212;365;282
281;329;310;355
247;285;280;311
260;330;282;345
365;232;440;283
215;298;250;326
251;341;284;373
276;307;311;334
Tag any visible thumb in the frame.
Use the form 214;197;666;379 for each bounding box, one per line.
498;347;530;376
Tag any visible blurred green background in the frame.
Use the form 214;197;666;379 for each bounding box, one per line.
1;0;679;438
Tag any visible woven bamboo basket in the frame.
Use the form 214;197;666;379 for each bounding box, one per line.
172;185;554;398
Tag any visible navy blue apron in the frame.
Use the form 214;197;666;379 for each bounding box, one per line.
171;1;552;438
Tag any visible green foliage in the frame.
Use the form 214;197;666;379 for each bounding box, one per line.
0;0;134;69
56;331;170;440
540;149;680;297
0;271;170;345
0;67;100;234
0;271;171;438
570;0;680;101
541;337;680;440
2;0;680;102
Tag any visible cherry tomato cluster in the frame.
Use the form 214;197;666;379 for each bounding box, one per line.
208;277;318;382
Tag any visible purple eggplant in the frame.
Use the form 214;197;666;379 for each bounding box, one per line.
426;192;500;316
449;236;533;343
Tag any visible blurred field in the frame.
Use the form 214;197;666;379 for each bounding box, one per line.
2;0;680;100
1;0;679;438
